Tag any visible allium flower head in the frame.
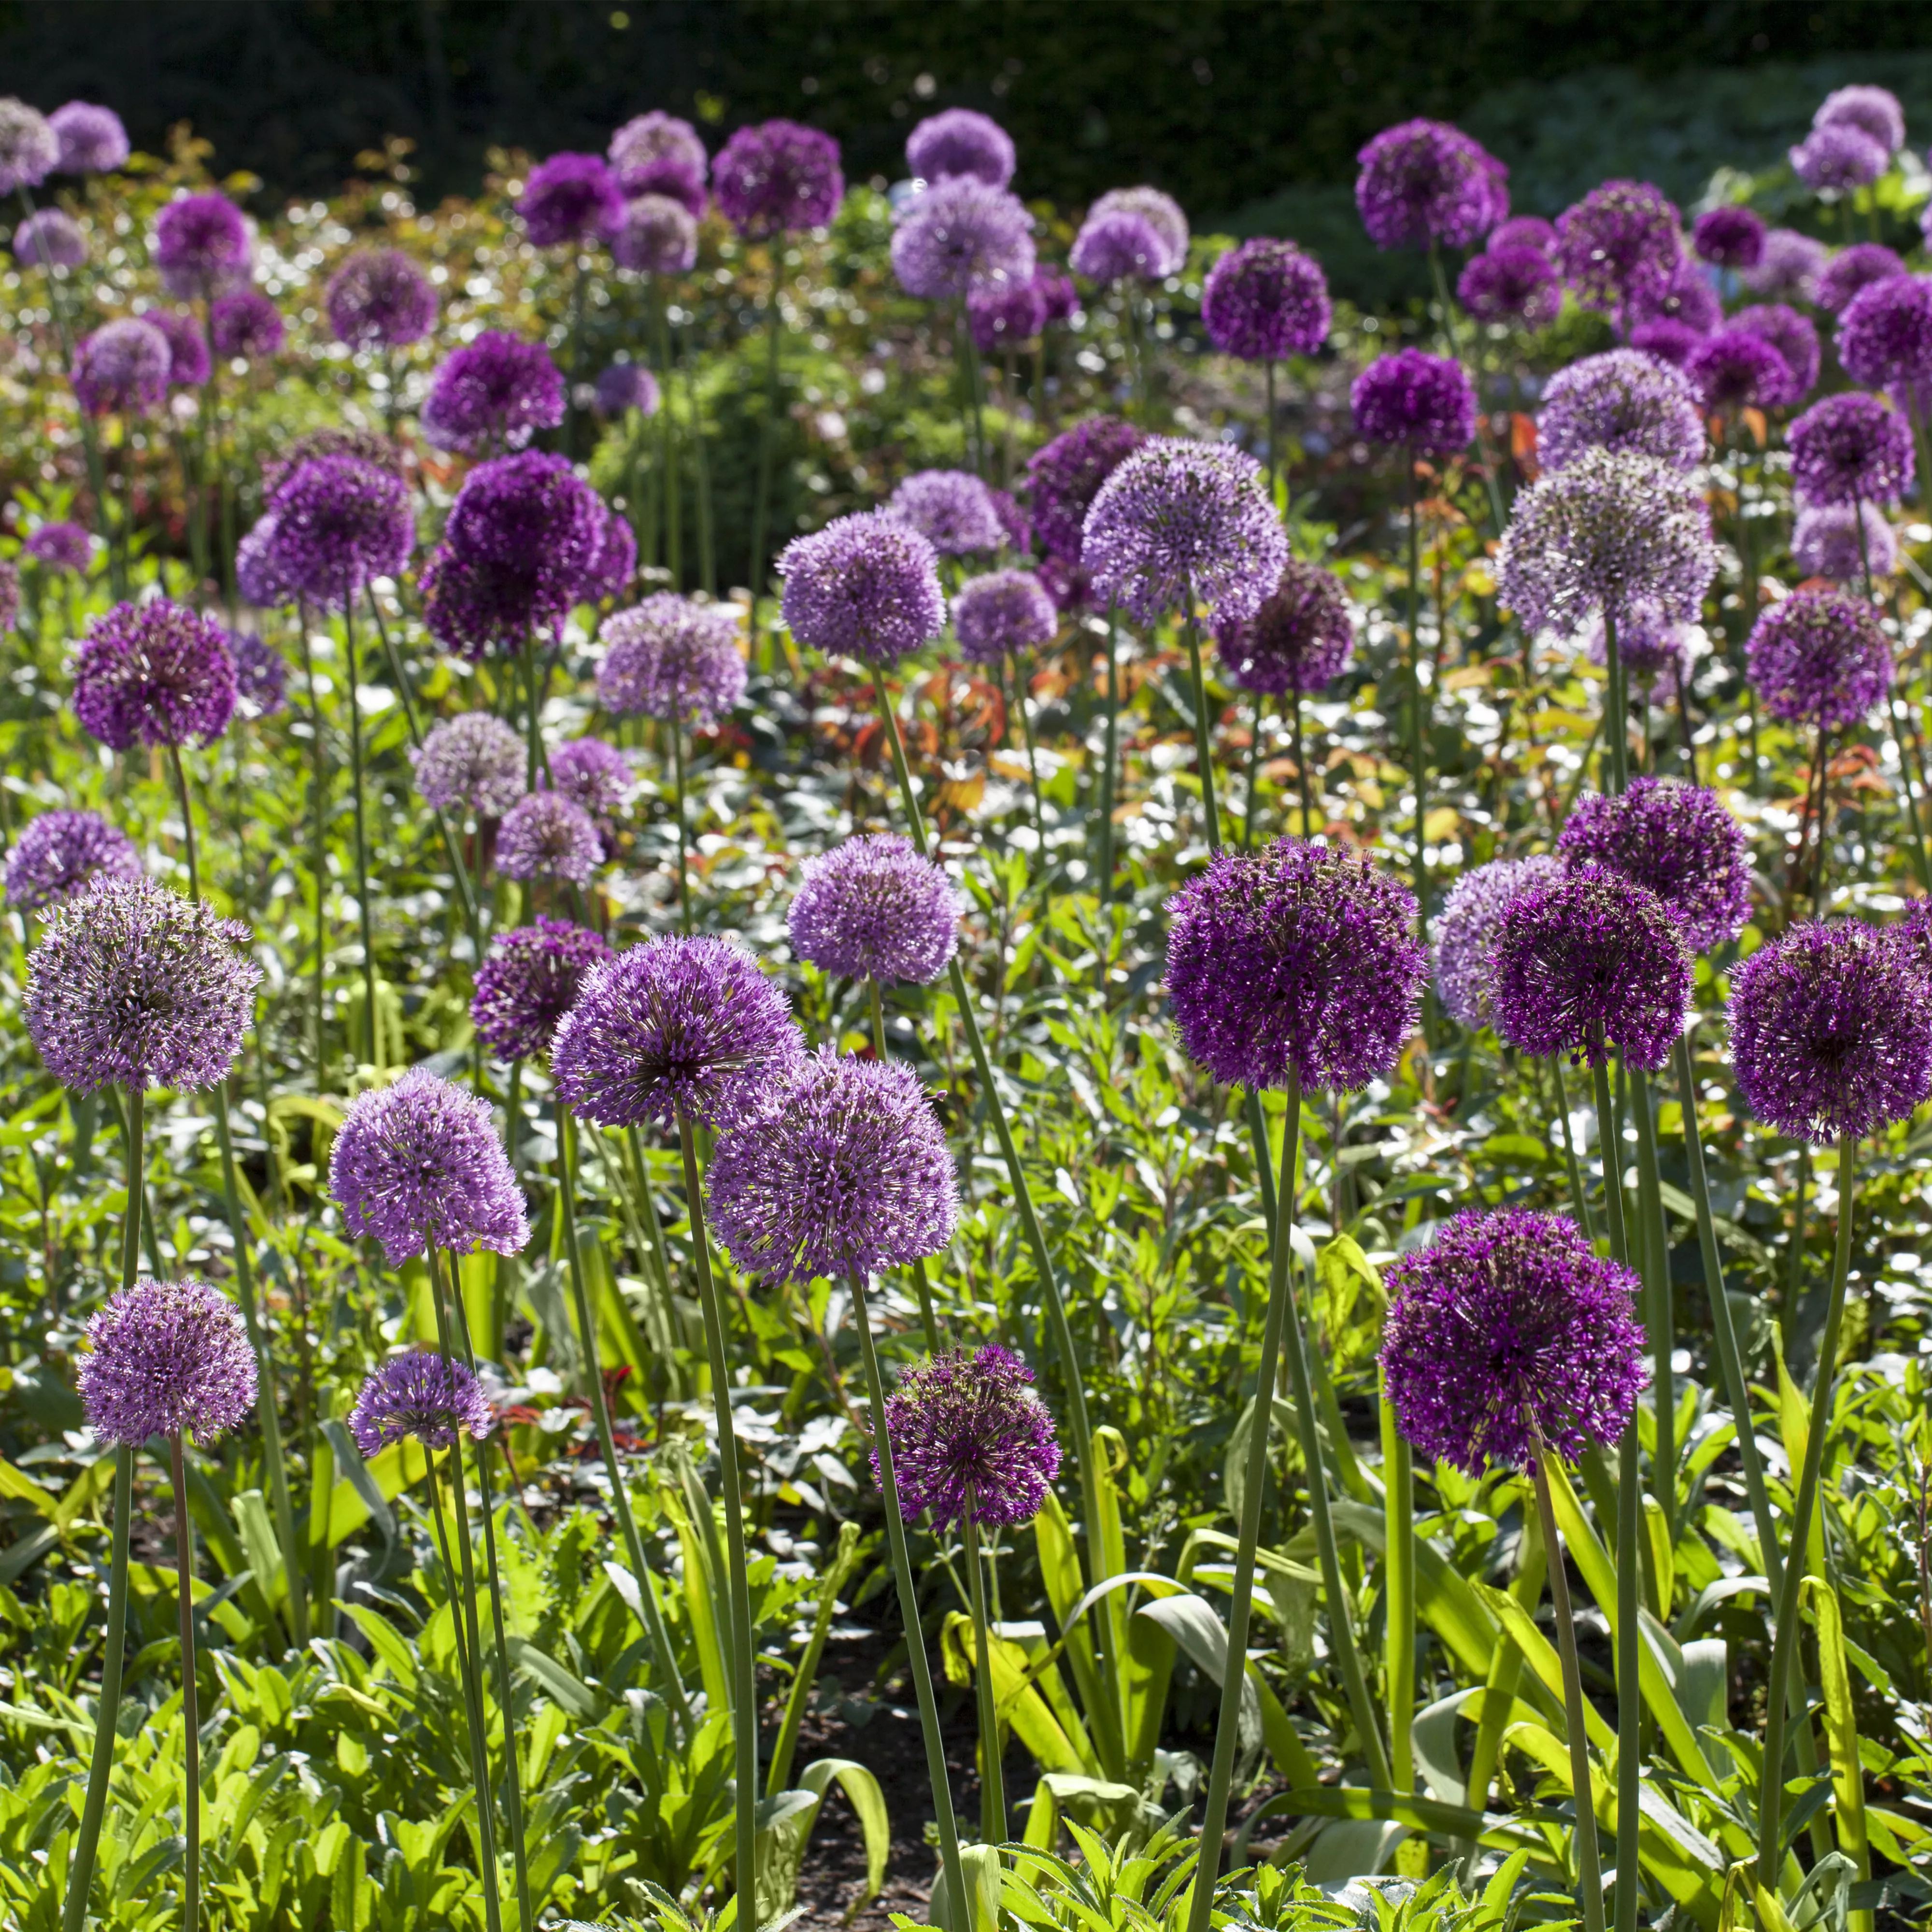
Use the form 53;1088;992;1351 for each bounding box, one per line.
595;362;661;416
907;109;1015;188
1034;265;1078;323
549;736;631;827
1433;856;1563;1029
79;1279;257;1447
1202;237;1331;359
1579;602;1694;691
411;711;526;819
1793;502;1897;583
1791;124;1888;193
0;99;58;194
1816;85;1906;154
1212;556;1355;697
610;111;707;206
1350;349;1477;458
707;1047;957;1284
519;151;625;248
262;426;405;495
1558;778;1750;953
1556;180;1682;324
1627;260;1720;334
1692;205;1766;269
147;309;210;387
967;276;1049;352
1628;319;1703;369
610;192;698;275
1742;228;1826;302
326;248;439;347
1070;211;1166;284
471;917;613;1063
1685;327;1802;412
14;208;84;270
1535;349;1704;474
153;192;249;298
1087;186;1190;275
1733;302;1820;398
712;119;843;237
1491;216;1557;256
1817;242;1904;316
24;876;259;1094
227;630;287;717
1836;274;1932;393
876;1345;1060;1530
1457;246;1561;328
0;558;17;635
48;101;128;175
265;455;413;610
1028;416;1144;566
349;1353;494;1457
1165;838;1426;1094
421;331;566;455
597;594;747;724
72;598;236;751
779;512;946;665
1355;118;1506;251
893;176;1034;299
26;521;92;573
1745;589;1890;730
1788;391;1914;507
210;289;284;359
494;790;602;885
235;517;292;609
1380;1211;1644;1474
583;505;637;605
952;569;1057;665
788;833;960;986
5;810;140;912
888;469;1006;555
72;318;170;417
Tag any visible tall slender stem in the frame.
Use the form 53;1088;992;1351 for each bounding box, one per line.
747;280;783;646
1182;607;1221;850
1404;461;1429;942
964;1512;1005;1844
1293;689;1312;842
1263;358;1278;503
1012;651;1047;859
1603;606;1629;797
298;608;328;1087
670;719;691;933
169;1435;202;1932
343;591;377;1065
1097;604;1120;936
1551;1057;1595;1245
868;979;943;1352
1380;1385;1415;1796
1630;1068;1675;1534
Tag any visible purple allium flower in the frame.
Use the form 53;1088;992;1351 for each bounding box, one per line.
146;308;210;387
264;455;413;610
1211;556;1355;697
227;629;287;717
875;1344;1060;1531
610;192;698;275
1556;179;1682;325
1069;210;1165;283
79;1279;257;1447
712;119;843;237
326;248;439;348
1579;601;1695;692
707;1047;958;1284
1817;85;1906;155
1692;205;1766;269
907;109;1016;189
0;558;17;634
1558;778;1751;953
1731;920;1932;1143
0;99;57;194
1742;228;1826;302
493;790;602;885
1164;838;1426;1094
552;934;807;1131
952;568;1057;665
1087;186;1189;276
1628;319;1703;369
584;505;637;605
5;810;139;913
1788;391;1914;507
1432;856;1564;1029
71;598;237;751
1733;302;1820;398
788;833;961;985
24;876;259;1094
420;331;566;455
1790;124;1888;193
1354;118;1506;251
411;710;526;819
549;736;631;828
349;1352;494;1456
1350;349;1477;458
519;151;625;248
1685;326;1802;412
263;426;405;495
1793;502;1897;583
610;111;708;208
153;192;249;299
1491;215;1558;256
1490;865;1691;1070
1082;437;1289;626
234;516;294;610
967;275;1049;353
887;469;1005;555
1202;237;1332;359
1457;245;1562;328
1817;242;1905;316
1627;260;1721;335
471;916;613;1063
48;101;128;175
71;318;169;417
1535;349;1704;474
1380;1210;1645;1475
13;208;84;270
597;593;747;724
26;521;92;573
1837;274;1932;394
778;512;947;665
209;289;284;359
595;362;661;416
1034;265;1078;324
893;176;1034;300
1744;588;1891;730
1028;416;1144;566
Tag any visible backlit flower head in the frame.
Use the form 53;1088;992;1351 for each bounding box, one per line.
1816;85;1905;154
1203;237;1331;359
1578;602;1694;691
80;1279;257;1447
0;98;58;194
471;917;613;1063
420;331;565;455
1627;318;1703;369
519;151;624;248
5;810;140;913
1350;348;1476;457
153;192;249;299
210;289;283;359
1746;588;1890;730
72;318;170;417
1491;216;1557;256
494;790;602;886
410;710;526;819
72;598;236;751
1534;348;1704;474
595;362;661;416
893;176;1034;300
1788;391;1914;507
1457;245;1561;327
1433;856;1564;1029
712;119;842;237
788;833;960;986
1686;326;1802;412
1211;555;1355;697
1734;301;1820;396
1836;274;1932;394
326;248;439;347
549;736;631;827
14;208;84;269
951;568;1057;665
610;192;697;275
1070;210;1165;283
1028;416;1144;566
1791;124;1887;193
583;505;637;605
349;1352;493;1456
1742;228;1826;302
1626;259;1720;334
610;111;706;205
265;455;413;610
779;512;947;665
26;521;92;573
1556;179;1681;325
1087;186;1189;275
262;426;405;496
1558;778;1750;953
887;469;1006;555
876;1344;1060;1530
597;593;747;724
907;109;1015;188
1817;242;1904;316
1355;118;1506;251
48;101;127;175
1793;502;1897;583
1692;205;1765;269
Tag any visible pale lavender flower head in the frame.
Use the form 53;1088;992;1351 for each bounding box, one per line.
24;876;259;1094
265;455;413;610
1556;180;1682;326
1491;215;1558;256
1626;259;1721;334
712;119;843;237
227;629;287;717
48;101;128;175
788;833;960;986
893;176;1034;300
1070;210;1165;284
14;208;84;270
72;318;170;417
1818;243;1905;316
1203;238;1331;359
876;1344;1060;1530
610;192;698;275
72;598;236;751
411;710;526;819
1817;85;1906;154
153;192;249;299
584;505;637;605
1837;274;1932;393
471;916;612;1063
1733;302;1820;398
1535;349;1704;474
330;1065;529;1264
1350;349;1476;458
1579;602;1695;692
1791;124;1888;193
147;308;210;387
888;469;1005;555
1355;118;1506;251
421;331;565;455
1457;246;1561;328
597;594;747;724
1432;856;1563;1029
1211;556;1355;698
349;1353;493;1456
967;276;1049;353
26;521;93;573
550;736;631;828
952;568;1057;665
80;1279;257;1447
609;111;708;212
210;289;284;359
519;152;624;248
0;99;58;195
1381;1210;1644;1474
326;248;439;347
1793;502;1897;583
1628;318;1703;369
1742;228;1826;302
908;109;1015;188
1028;416;1145;566
1745;589;1890;730
1558;778;1751;953
1692;205;1766;269
5;810;140;913
1788;391;1914;507
779;512;946;665
1685;326;1802;412
494;790;602;886
595;362;661;416
1088;186;1189;275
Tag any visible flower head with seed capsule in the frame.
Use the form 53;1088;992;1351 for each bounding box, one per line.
1202;238;1332;358
876;1345;1061;1530
349;1353;494;1457
80;1279;257;1447
327;248;439;346
1433;856;1564;1029
411;711;526;819
71;597;237;751
5;811;140;913
712;120;842;237
778;513;947;665
1070;211;1165;283
892;177;1034;301
1211;556;1355;698
153;192;249;299
597;594;747;724
1355;118;1506;251
1351;349;1476;457
907;109;1015;189
420;331;565;455
1558;778;1751;953
952;569;1057;665
788;833;961;986
1745;589;1891;731
1535;350;1704;474
471;918;612;1064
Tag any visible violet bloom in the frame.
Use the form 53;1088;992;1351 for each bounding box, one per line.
597;594;747;724
1028;416;1144;567
72;318;169;417
1354;118;1506;251
1432;856;1563;1029
1535;349;1704;474
1034;265;1078;324
26;521;92;573
1791;124;1888;193
1556;179;1682;327
1457;246;1561;328
1165;838;1427;1094
1816;85;1906;155
329;1065;529;1265
1731;920;1932;1143
888;469;1005;555
1350;349;1477;460
1202;238;1331;359
1788;392;1914;507
876;1345;1061;1530
48;101;128;175
1685;327;1802;412
494;791;602;886
583;506;637;605
952;568;1057;665
1628;319;1703;369
326;248;439;348
610;110;708;213
153;192;249;299
778;512;947;665
1793;503;1897;583
24;876;260;1094
1817;242;1904;317
1745;589;1891;731
550;737;630;842
1692;205;1766;270
227;630;287;717
711;119;843;237
519;151;625;248
79;1279;257;1447
1069;211;1162;284
350;1352;493;1456
611;193;698;275
1626;260;1721;335
1742;228;1826;302
1836;274;1932;395
265;455;413;610
234;517;293;610
420;331;566;455
147;309;210;388
14;208;84;270
1579;602;1695;693
1491;215;1557;257
1380;1210;1645;1474
4;810;140;912
263;425;406;494
0;559;16;634
0;99;58;195
1733;303;1820;398
72;598;237;751
1087;186;1189;276
788;833;961;986
1558;778;1751;953
471;917;613;1063
410;711;526;819
210;290;283;359
595;362;661;416
1211;556;1355;697
894;177;1034;300
967;277;1049;353
907;109;1015;189
552;934;806;1131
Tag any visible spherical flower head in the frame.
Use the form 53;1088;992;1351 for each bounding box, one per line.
1082;437;1289;627
987;488;1028;561
1788;392;1914;508
349;1352;493;1457
893;176;1034;301
1685;327;1800;412
263;426;406;496
779;512;946;665
1817;85;1906;154
1732;920;1932;1143
1089;186;1190;274
1627;319;1703;369
227;629;287;717
707;1047;958;1285
1432;856;1563;1029
1558;778;1750;954
611;192;698;275
1069;210;1166;284
411;710;526;819
1817;243;1904;317
265;455;413;611
1535;349;1704;475
712;119;843;237
1733;303;1820;398
5;810;139;913
0;98;58;194
235;515;294;611
330;1066;529;1265
71;597;237;752
420;331;565;455
519;151;624;248
952;569;1057;665
1627;260;1721;335
79;1279;257;1447
1165;838;1426;1094
326;248;439;347
1692;205;1765;269
596;362;661;416
1793;502;1897;584
1791;124;1887;193
788;833;961;986
888;469;1005;555
552;934;807;1131
1211;556;1355;698
597;594;748;724
24;876;260;1094
26;521;93;574
584;505;637;605
48;101;128;175
1579;601;1694;691
1355;118;1506;251
1457;246;1561;328
72;318;170;417
610;111;708;206
14;208;84;270
1556;180;1682;323
550;736;631;827
210;289;284;359
146;308;210;388
1028;416;1144;565
1491;215;1558;256
1202;238;1331;360
1745;589;1891;731
1380;1210;1644;1474
907;109;1015;189
876;1345;1060;1530
967;276;1049;353
154;192;249;299
1350;349;1476;459
494;791;602;886
1837;274;1932;393
1491;865;1691;1070
1742;228;1826;302
471;917;612;1064
1034;265;1078;324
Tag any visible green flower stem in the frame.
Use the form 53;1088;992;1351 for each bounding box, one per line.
342;591;378;1065
1097;603;1120;935
1550;1058;1595;1245
1292;690;1313;842
670;718;691;934
867;978;944;1353
1182;608;1222;851
1629;1069;1675;1534
298;607;329;1088
1603;606;1629;797
169;1434;202;1932
1379;1383;1415;1796
1404;461;1429;947
746;281;783;647
964;1511;1005;1845
1010;650;1047;861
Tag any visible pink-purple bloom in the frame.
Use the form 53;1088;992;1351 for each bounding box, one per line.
1685;327;1802;412
1742;228;1826;302
5;810;140;912
1535;349;1704;474
778;512;947;665
1457;245;1561;327
584;505;638;605
597;594;747;724
13;208;84;270
1086;187;1188;276
1355;118;1506;251
967;276;1049;352
0;99;59;196
153;192;249;299
1836;274;1932;394
549;736;631;828
1491;216;1557;257
79;1279;257;1447
147;308;210;388
264;455;413;610
1350;349;1477;458
1788;391;1915;507
470;917;613;1063
349;1353;494;1456
410;711;526;819
712;119;843;237
907;109;1015;189
1070;210;1165;283
1790;123;1888;193
1815;85;1906;155
1817;243;1904;316
48;101;128;175
1793;502;1897;583
1627;319;1703;369
952;568;1057;665
894;177;1035;299
493;790;602;886
1028;416;1144;567
610;192;698;275
875;1344;1060;1530
209;289;283;359
518;151;625;248
1745;589;1891;730
1211;556;1355;697
609;111;708;212
326;248;439;347
227;629;287;717
595;362;661;416
1432;856;1564;1029
420;331;566;455
888;469;1005;555
1691;205;1766;269
26;521;92;573
1627;260;1720;335
1558;778;1751;953
788;833;960;986
72;318;170;416
1556;179;1682;327
1733;302;1820;398
72;598;237;751
1580;603;1695;692
1202;237;1331;359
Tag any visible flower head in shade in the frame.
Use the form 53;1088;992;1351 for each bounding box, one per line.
876;1345;1060;1530
1556;179;1681;324
227;629;287;717
1211;556;1355;698
49;101;128;175
1692;205;1766;269
411;710;526;819
1380;1210;1645;1474
1558;779;1750;953
326;248;439;347
1202;238;1331;360
471;917;613;1063
24;876;259;1094
1034;264;1078;323
1028;416;1144;566
1685;327;1802;412
1165;838;1426;1094
708;1047;957;1284
1355;118;1506;251
712;119;842;237
5;810;139;913
610;111;707;207
1432;856;1564;1029
210;289;284;359
0;558;16;633
1491;215;1557;256
1817;84;1905;154
598;594;746;724
0;99;57;194
26;521;92;573
907;109;1015;188
79;1279;256;1447
1745;589;1890;730
494;791;602;886
1742;228;1826;302
967;275;1049;353
14;208;84;270
1579;602;1695;692
788;833;960;985
1491;865;1691;1069
349;1353;494;1456
153;192;249;299
1837;274;1932;393
265;455;413;610
1457;246;1561;328
330;1066;529;1264
420;331;565;455
583;505;637;605
1788;392;1914;507
1627;259;1720;334
610;192;698;275
1350;349;1476;458
72;598;237;751
147;308;210;387
1535;349;1704;474
893;177;1034;300
1793;502;1897;584
549;736;631;828
72;318;170;417
519;151;624;248
778;512;946;665
595;362;661;416
887;469;1005;554
552;934;806;1131
1088;186;1189;274
1628;318;1703;369
1731;920;1932;1143
1817;242;1904;316
1791;124;1888;193
952;568;1057;665
1733;302;1820;398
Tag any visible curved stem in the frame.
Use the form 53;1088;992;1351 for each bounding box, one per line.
170;1436;201;1932
964;1511;1005;1845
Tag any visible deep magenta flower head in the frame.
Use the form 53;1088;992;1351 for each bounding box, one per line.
1381;1210;1645;1474
349;1352;493;1457
707;1047;958;1285
326;248;439;347
0;99;58;195
80;1279;257;1447
1071;211;1165;283
611;192;698;275
712;119;843;237
421;331;565;455
1692;205;1766;269
14;208;85;270
1579;602;1694;692
1788;392;1914;507
907;109;1015;189
148;309;210;387
1491;865;1691;1069
210;290;283;359
1836;274;1932;394
1817;243;1904;317
1457;246;1561;328
595;362;661;416
1082;437;1289;626
1556;180;1681;325
583;505;637;605
26;521;93;573
48;101;128;175
1731;920;1932;1143
779;512;946;665
5;810;140;912
1355;118;1506;251
1034;264;1078;324
598;595;747;724
1433;856;1563;1029
493;791;601;886
24;876;260;1094
1028;416;1145;566
788;833;960;986
411;710;526;819
1535;349;1704;474
952;569;1057;665
1793;502;1896;583
1816;85;1905;153
888;469;1006;555
1165;838;1426;1094
876;1345;1060;1531
1202;238;1331;359
519;151;625;248
262;426;405;495
967;276;1049;353
1626;259;1720;335
892;176;1034;300
330;1065;529;1265
153;192;249;299
1491;215;1557;256
1745;589;1890;730
1685;327;1802;412
1628;318;1703;369
549;736;632;827
1211;556;1355;698
72;598;237;751
1733;302;1820;397
227;629;287;717
265;455;413;610
1742;228;1826;302
1350;349;1476;458
471;917;613;1064
1558;778;1750;953
1087;187;1189;276
552;934;807;1131
72;318;170;417
1791;124;1887;193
